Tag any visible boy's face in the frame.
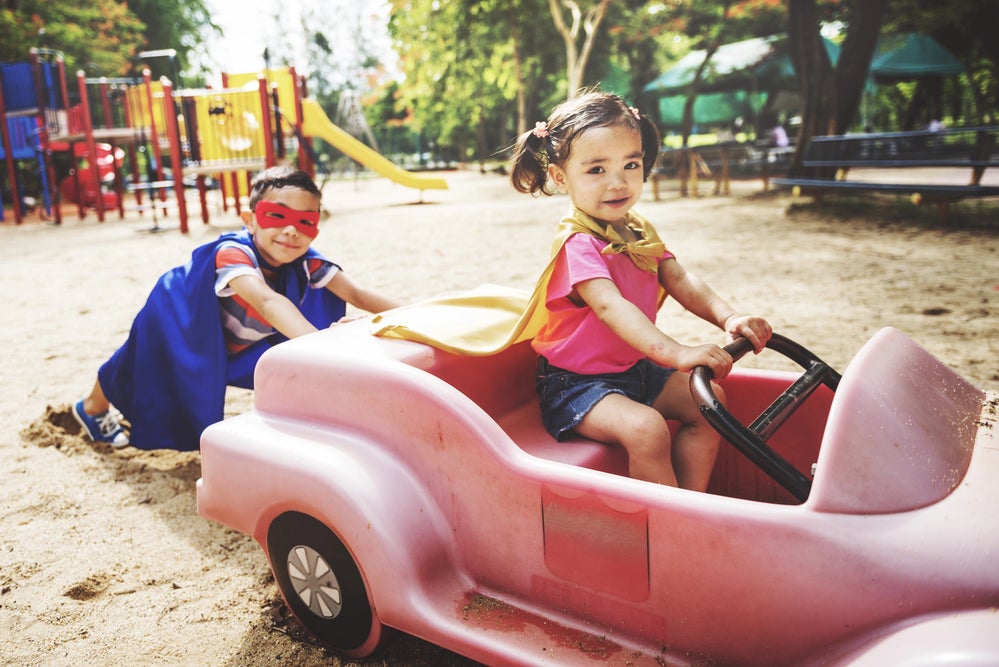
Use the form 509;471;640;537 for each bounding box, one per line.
241;188;322;267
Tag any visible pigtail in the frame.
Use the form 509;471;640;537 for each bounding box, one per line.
510;127;555;196
637;114;662;181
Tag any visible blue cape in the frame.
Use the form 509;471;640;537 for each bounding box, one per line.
98;230;346;451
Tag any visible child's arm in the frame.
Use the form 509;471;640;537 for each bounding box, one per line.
658;258;772;353
575;277;735;378
228;274;319;338
325;271;401;314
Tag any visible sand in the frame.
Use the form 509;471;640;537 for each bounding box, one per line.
1;169;996;666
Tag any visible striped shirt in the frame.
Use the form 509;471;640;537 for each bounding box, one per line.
214;240;337;353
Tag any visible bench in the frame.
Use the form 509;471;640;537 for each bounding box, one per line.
771;126;999;221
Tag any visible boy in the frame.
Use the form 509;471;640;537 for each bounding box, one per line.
73;167;399;451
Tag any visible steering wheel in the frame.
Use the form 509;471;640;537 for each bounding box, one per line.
690;334;841;502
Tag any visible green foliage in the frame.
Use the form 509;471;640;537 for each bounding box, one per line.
125;0;220;84
0;0;216;85
0;9;41;62
388;0;564;161
639;0;785;48
877;0;999;127
0;0;144;75
382;0;790;158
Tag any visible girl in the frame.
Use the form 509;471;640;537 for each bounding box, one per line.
510;91;772;491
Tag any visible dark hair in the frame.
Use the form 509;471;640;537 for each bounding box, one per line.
510;90;661;195
248;166;322;209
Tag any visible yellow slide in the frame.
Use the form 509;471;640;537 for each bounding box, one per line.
300;98;448;191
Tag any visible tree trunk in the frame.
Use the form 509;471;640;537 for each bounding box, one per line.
549;0;610;97
477;109;488;171
788;0;889;176
832;0;888;134
788;0;837;176
509;4;527;136
680;45;720;147
574;0;609;94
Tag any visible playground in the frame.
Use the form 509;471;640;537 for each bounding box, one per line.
2;167;997;665
1;50;447;230
2;34;999;667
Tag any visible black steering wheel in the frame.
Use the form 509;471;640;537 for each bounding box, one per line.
690;334;841;502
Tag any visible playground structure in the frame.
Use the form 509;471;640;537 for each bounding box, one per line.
0;52;63;223
0;49;448;231
0;114;51;220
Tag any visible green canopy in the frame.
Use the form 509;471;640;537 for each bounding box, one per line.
869;33;965;83
644;34;840;96
657;90;766;129
644;36;779;95
644;34;839;128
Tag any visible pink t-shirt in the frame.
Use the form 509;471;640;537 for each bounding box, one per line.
531;232;673;374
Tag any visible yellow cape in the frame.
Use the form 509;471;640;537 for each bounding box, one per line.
369;208;668;356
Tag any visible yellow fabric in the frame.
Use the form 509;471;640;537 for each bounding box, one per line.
369;208;669;355
579;212;666;274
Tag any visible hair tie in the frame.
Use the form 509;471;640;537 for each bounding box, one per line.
630;107;641;120
532;121;550;139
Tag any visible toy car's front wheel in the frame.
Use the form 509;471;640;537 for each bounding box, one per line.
267;511;383;656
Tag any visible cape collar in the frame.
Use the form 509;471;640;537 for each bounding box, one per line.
556;208;666;274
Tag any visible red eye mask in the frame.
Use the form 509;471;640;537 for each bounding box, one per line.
253;200;321;238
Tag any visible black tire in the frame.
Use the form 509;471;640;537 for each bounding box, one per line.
267;511;381;655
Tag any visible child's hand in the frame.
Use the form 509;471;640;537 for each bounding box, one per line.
675;344;734;380
723;314;772;353
329;313;371;326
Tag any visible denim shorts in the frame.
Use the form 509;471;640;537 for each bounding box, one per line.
536;356;676;441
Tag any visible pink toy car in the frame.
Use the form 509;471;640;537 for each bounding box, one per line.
197;313;999;666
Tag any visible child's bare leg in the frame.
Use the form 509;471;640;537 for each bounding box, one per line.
652;372;723;492
81;380;111;416
575;393;678;485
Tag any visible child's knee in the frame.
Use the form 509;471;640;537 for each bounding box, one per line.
622;407;672;452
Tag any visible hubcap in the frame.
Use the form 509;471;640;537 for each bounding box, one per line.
287;545;342;619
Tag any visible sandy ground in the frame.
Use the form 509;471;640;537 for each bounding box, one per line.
1;169;996;666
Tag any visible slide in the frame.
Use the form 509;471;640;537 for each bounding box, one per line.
300;98;448;191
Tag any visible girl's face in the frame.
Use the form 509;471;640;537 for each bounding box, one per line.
547;124;645;225
241;187;322;266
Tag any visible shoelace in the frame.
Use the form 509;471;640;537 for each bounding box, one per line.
95;412;121;437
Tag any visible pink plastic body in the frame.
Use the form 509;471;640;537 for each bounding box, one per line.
197;323;999;666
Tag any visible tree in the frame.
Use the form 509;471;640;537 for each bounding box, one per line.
880;0;999;128
638;0;786;142
548;0;611;97
389;0;565;163
676;2;733;146
0;0;217;83
604;1;691;107
126;0;220;84
788;0;888;174
0;0;144;75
